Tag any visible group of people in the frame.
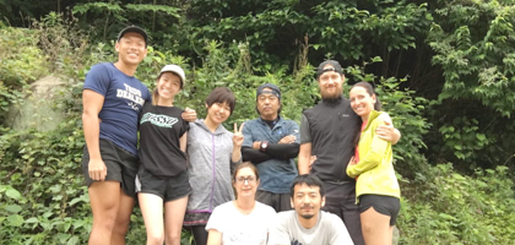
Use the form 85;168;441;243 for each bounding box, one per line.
81;25;402;245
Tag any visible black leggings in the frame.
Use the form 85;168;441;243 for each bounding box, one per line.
190;225;208;245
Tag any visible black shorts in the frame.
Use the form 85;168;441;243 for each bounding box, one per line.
82;139;139;198
256;190;292;212
135;166;192;202
359;194;400;226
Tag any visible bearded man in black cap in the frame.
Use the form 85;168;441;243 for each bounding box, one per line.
297;60;401;245
241;83;300;212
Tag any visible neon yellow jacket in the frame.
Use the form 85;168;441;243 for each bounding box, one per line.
346;110;400;201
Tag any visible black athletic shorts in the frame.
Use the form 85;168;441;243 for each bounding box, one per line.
359;194;400;226
135;166;192;202
82;138;139;198
256;190;292;212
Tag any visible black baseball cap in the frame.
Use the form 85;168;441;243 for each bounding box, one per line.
117;25;148;46
256;83;281;100
316;60;343;79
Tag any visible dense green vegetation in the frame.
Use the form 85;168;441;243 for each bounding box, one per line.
1;0;514;244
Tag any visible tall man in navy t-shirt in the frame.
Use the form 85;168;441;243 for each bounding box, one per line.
241;83;300;212
82;26;151;245
298;60;400;245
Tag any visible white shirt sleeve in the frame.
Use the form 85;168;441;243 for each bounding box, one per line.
330;214;354;245
268;212;292;245
205;205;224;233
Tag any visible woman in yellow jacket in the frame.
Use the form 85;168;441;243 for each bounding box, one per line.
346;82;401;245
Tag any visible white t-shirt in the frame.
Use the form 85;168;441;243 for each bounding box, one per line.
206;201;277;245
269;210;354;245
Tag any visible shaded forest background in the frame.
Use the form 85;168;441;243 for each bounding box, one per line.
0;0;514;244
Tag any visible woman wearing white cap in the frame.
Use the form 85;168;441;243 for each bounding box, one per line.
136;64;191;245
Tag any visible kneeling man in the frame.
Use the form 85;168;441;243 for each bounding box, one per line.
269;174;354;245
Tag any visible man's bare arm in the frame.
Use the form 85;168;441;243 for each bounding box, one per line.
82;89;106;181
298;143;312;175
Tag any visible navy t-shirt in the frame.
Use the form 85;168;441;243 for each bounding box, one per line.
83;62;151;155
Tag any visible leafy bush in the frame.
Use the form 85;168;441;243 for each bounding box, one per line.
398;164;515;244
427;0;515;169
0;27;48;124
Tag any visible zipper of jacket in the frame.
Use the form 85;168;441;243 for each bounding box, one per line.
209;132;216;211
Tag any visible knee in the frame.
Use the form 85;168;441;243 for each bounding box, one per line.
112;218;131;236
165;233;181;245
147;233;165;245
92;211;118;231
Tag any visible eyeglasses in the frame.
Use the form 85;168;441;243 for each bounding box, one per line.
235;176;257;184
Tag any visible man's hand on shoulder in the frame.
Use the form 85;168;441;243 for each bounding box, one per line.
376;120;401;144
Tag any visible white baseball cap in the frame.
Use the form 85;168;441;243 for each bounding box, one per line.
159;64;186;88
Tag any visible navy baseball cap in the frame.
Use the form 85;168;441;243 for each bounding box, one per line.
256;83;281;100
117;25;148;46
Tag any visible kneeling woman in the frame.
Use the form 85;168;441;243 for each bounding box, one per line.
136;65;191;245
206;162;276;245
346;82;401;245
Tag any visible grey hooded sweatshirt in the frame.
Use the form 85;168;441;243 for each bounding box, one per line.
186;119;240;215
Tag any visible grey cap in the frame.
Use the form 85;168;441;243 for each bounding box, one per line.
159;65;186;88
117;25;148;46
316;60;343;79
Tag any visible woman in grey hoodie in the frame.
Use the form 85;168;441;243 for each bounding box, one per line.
184;87;244;245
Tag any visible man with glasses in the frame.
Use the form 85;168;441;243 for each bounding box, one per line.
269;174;354;245
241;83;300;212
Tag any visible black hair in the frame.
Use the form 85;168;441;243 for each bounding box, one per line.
205;87;236;114
290;174;325;198
351;81;381;111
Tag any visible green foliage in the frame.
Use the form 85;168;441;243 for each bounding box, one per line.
439;117;490;161
32;12;90;76
125;4;180;18
311;1;430;59
0;125;89;244
72;1;182;41
427;0;515;168
181;0;431;70
398;164;515;244
0;27;47;126
429;2;515;116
